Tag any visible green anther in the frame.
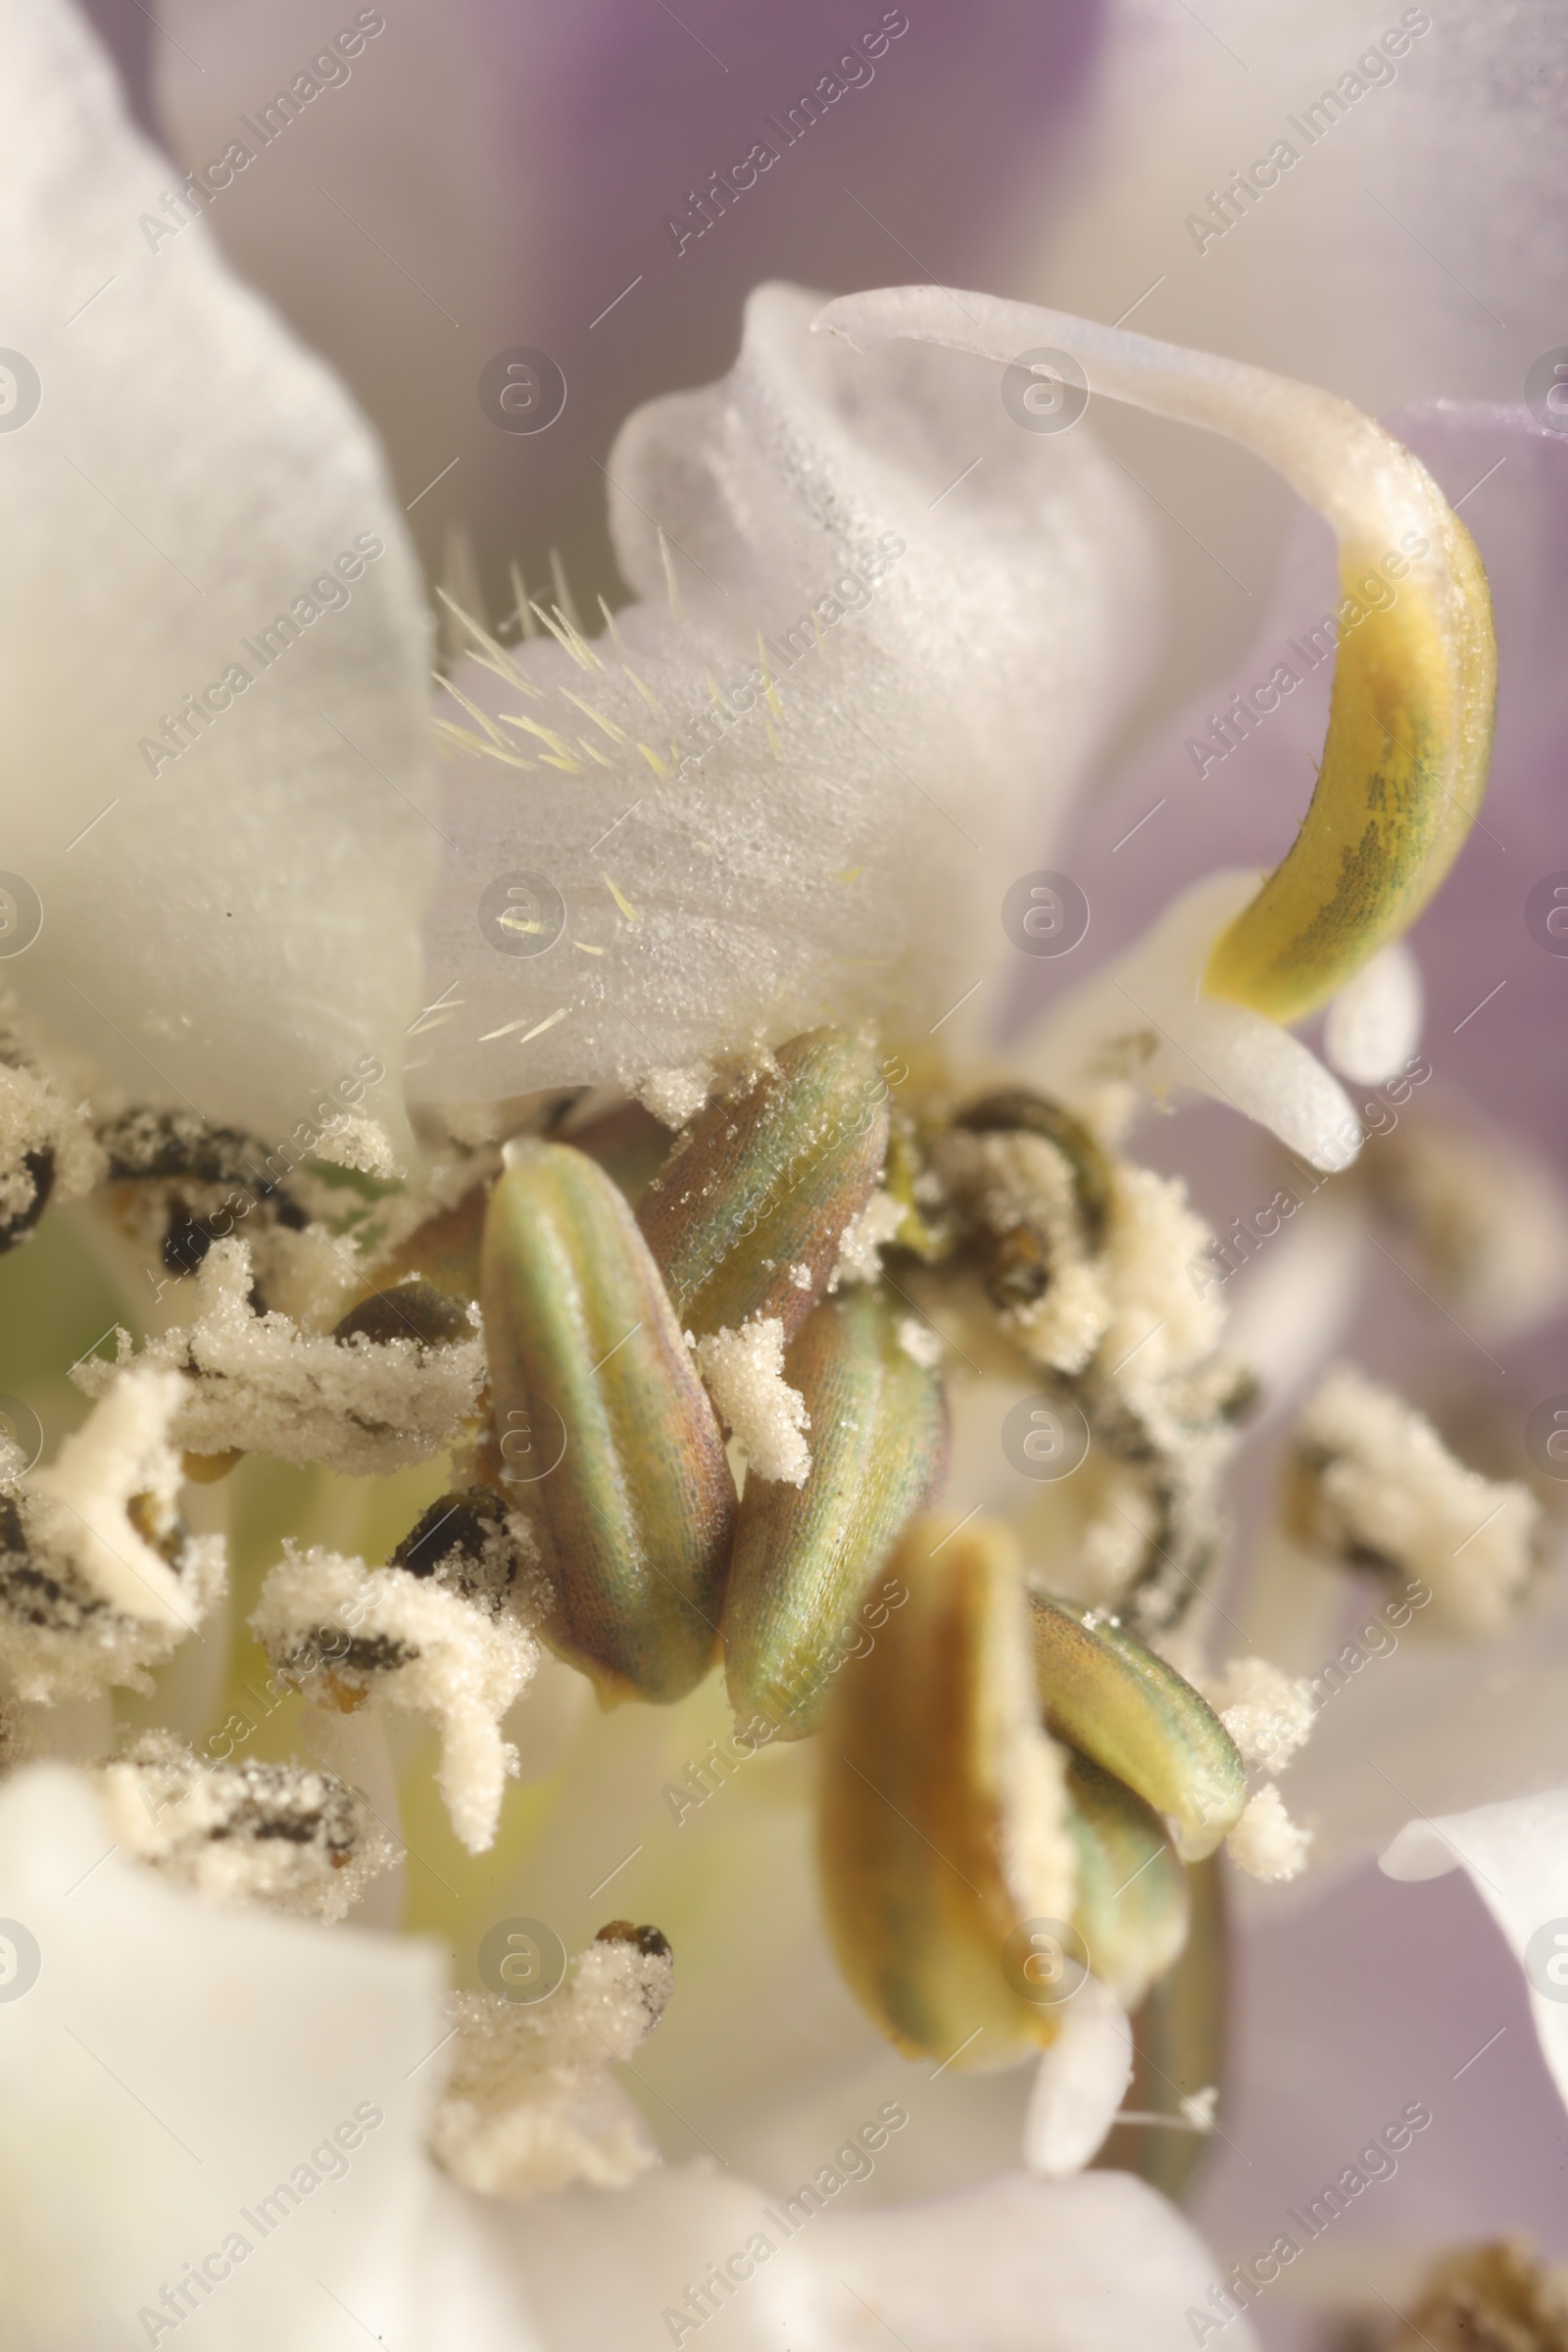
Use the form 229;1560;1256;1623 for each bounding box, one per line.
637;1029;890;1341
1064;1751;1189;2012
482;1141;736;1704
818;1513;1077;2068
1028;1592;1246;1861
722;1286;948;1739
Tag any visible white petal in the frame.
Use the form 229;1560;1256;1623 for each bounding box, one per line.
0;1764;444;2348
1381;1788;1568;2114
1322;941;1423;1084
1038;2;1568;425
425;2160;1255;2351
813;2170;1257;2352
2;0;436;1149
1018;871;1362;1169
1023;1976;1134;2178
416;279;1158;1100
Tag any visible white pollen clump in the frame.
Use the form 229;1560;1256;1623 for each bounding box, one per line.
1096;1163;1223;1386
0;1370;225;1701
897;1315;944;1370
831;1188;906;1288
1226;1785;1312;1882
74;1239;485;1476
252;1546;539;1852
1292;1364;1538;1637
1074;1468;1162;1609
937;1130;1109;1372
695;1318;810;1486
309;1114;401;1180
432;1931;674;2197
97;1731;397;1923
0;1040;103;1237
634;1063;714;1128
788;1260;814;1291
1204;1657;1315;1778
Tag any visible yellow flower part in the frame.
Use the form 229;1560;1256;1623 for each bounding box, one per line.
814;286;1496;1023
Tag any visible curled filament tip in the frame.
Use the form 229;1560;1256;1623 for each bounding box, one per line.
813;286;1495;1023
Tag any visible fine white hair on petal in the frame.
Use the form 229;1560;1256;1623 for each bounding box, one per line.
432;1934;673;2200
1022;1974;1134;2179
1322;940;1424;1084
1018;871;1362;1169
0;0;437;1153
252;1545;539;1854
74;1238;486;1477
416;279;1160;1102
1381;1788;1568;2120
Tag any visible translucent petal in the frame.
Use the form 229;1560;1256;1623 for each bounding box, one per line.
414;280;1158;1101
1017;872;1363;1170
0;1765;444;2348
1022;1977;1135;2179
1322;941;1423;1085
1382;1788;1568;2115
151;0;1107;594
425;2161;1256;2350
2;0;437;1150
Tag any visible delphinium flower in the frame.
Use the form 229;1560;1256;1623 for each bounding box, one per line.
3;4;1568;2350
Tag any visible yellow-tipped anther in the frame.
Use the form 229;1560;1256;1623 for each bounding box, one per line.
814;287;1496;1021
1202;516;1493;1018
817;1512;1077;2069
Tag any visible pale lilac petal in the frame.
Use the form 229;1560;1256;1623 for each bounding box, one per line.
1192;1856;1568;2317
1382;1788;1568;2114
152;0;1106;595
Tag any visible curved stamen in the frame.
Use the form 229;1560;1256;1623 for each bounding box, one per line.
813;287;1495;1024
